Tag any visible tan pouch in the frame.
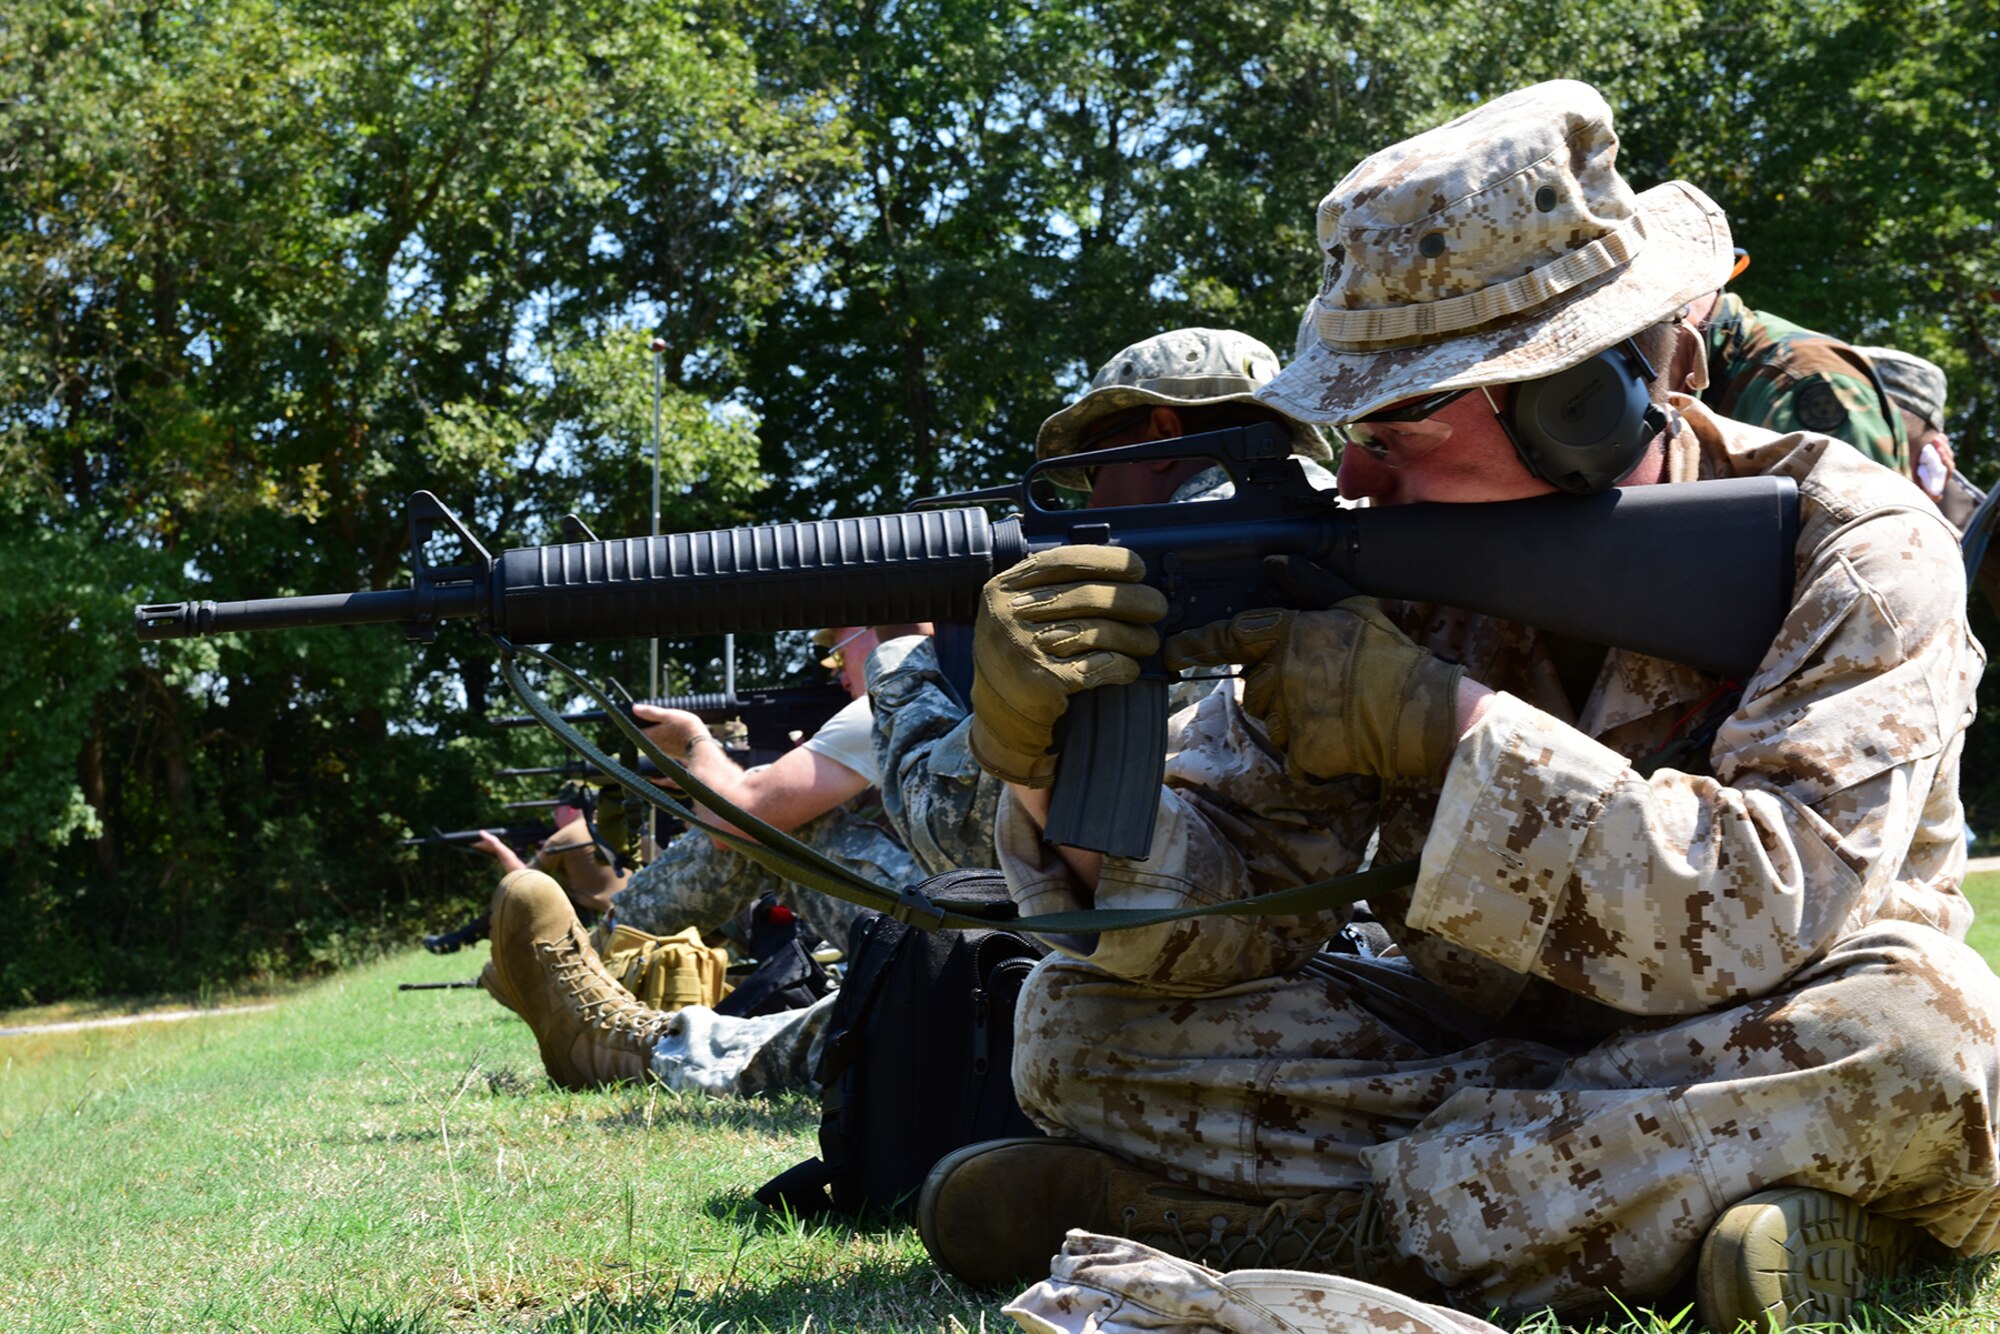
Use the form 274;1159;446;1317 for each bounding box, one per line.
590;921;732;1012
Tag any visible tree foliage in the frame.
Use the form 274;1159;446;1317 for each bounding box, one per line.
1;0;1994;999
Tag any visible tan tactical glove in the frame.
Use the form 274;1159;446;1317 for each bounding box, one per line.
970;545;1169;787
1167;596;1464;783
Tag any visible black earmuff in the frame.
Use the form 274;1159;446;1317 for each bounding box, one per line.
1504;340;1667;495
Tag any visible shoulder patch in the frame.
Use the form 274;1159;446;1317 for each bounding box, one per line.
1794;380;1849;434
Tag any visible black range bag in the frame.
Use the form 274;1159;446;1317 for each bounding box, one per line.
756;868;1048;1218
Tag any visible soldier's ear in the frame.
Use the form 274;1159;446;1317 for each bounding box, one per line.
1670;318;1710;394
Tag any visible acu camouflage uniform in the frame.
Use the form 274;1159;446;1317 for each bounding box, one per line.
1704;292;1909;475
610;799;915;949
866;634;1004;874
620;802;915;1097
996;398;2000;1312
623;678;992;1098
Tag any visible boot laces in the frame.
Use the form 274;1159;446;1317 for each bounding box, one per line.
1126;1186;1393;1276
540;928;669;1049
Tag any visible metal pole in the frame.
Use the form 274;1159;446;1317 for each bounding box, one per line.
649;338;666;702
648;337;667;856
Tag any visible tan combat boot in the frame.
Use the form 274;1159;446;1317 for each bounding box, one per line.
917;1136;1437;1295
1696;1188;1932;1331
484;868;670;1089
476;959;521;1018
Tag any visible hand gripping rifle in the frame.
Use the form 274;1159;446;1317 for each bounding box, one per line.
136;423;1800;858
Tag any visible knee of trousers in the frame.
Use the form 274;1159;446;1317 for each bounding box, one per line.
1010;954;1142;1128
1795;920;2000;1103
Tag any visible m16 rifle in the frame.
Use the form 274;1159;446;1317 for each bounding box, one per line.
412;778;641;954
136;423;1801;858
400;823;555;852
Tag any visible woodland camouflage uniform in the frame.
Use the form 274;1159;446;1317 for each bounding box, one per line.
998;401;1999;1311
1703;292;1909;475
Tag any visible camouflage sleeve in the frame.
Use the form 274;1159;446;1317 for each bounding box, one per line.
1730;365;1909;474
610;826;778;937
864;635;1002;875
1411;505;1980;1015
993;681;1378;992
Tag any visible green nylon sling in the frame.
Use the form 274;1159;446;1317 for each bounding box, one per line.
496;641;1416;935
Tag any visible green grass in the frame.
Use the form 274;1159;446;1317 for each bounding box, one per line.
6;881;2000;1332
0;949;991;1332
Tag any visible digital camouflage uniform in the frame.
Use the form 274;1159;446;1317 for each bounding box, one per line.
617;776;919;1097
996;399;2000;1312
866;634;1003;874
1704;292;1909;475
610;796;916;948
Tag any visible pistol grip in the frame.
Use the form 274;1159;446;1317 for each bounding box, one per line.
1044;679;1168;859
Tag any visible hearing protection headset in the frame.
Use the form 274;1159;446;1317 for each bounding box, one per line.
1498;338;1670;495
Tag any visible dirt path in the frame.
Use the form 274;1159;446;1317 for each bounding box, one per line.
0;1003;279;1039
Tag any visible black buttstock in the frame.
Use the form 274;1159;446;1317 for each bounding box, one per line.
422;915;490;955
1324;476;1799;679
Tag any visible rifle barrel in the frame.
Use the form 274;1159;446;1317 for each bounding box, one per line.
399;823;553;848
137;586;480;640
139;509;1012;643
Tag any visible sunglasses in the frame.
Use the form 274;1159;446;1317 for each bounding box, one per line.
819;626;870;672
1075;408;1157;455
1337;386;1486;467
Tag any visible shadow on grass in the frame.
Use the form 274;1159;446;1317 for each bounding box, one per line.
530;1252;985;1334
320;1126;448;1148
469;1064;820;1138
698;1186;919;1241
590;1088;820;1139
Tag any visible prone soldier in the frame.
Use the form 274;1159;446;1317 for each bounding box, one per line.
608;624;926;949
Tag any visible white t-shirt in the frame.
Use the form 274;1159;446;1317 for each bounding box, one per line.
800;695;879;786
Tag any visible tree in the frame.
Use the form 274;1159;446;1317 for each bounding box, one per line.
0;0;845;999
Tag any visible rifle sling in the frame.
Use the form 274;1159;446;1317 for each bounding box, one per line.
496;642;1412;933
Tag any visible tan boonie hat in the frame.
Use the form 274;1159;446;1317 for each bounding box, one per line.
1261;80;1734;425
1036;327;1332;491
1854;346;1948;430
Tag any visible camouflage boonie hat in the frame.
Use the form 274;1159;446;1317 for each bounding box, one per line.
1854;346;1948;431
1036;327;1332;492
1261;80;1734;425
